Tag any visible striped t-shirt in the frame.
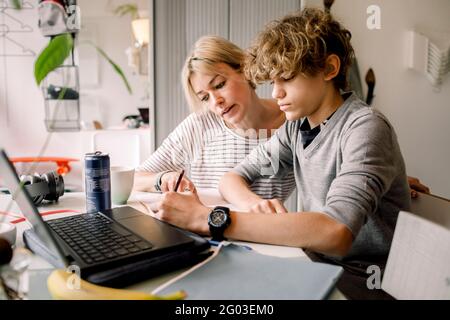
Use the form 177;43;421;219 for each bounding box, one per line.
137;111;296;201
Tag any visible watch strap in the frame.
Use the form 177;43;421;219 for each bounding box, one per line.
154;170;171;191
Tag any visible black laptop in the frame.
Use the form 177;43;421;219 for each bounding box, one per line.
0;149;210;287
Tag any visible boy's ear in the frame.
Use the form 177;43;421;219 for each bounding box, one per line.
324;54;341;81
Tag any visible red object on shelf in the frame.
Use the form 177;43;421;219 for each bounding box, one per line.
1;209;80;224
10;157;79;175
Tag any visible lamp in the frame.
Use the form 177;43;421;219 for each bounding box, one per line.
127;18;149;75
131;18;149;46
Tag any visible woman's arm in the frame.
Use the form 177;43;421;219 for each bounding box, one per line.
134;170;196;193
133;113;204;192
133;171;159;192
407;176;430;198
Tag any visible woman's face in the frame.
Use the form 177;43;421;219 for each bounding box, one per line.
189;63;253;125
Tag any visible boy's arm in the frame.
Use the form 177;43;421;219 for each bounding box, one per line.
219;172;263;210
225;211;353;257
155;191;353;257
219;172;288;213
219;122;295;208
323;112;408;237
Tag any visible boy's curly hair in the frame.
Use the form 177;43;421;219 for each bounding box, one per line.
245;8;354;90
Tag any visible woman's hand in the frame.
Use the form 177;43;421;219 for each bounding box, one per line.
249;199;288;214
160;172;196;193
407;176;430;198
152;191;211;235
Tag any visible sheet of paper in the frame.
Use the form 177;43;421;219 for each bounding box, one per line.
382;211;450;299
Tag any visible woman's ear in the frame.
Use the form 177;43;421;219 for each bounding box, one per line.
324;54;341;81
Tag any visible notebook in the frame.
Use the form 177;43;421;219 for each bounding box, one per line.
155;243;343;300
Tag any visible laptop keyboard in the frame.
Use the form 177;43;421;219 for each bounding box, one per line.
47;213;153;265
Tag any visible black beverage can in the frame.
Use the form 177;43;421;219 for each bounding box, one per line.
85;151;111;212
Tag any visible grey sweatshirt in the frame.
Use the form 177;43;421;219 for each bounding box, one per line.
232;93;411;266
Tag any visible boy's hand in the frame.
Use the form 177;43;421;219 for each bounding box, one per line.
160;172;196;193
152;191;210;235
249;199;288;214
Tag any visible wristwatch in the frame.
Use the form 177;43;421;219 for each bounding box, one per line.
208;206;231;242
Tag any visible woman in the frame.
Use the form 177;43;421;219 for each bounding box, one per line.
134;35;296;202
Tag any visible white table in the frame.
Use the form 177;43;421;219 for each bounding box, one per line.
0;190;343;299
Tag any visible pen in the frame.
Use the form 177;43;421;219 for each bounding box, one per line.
174;169;185;192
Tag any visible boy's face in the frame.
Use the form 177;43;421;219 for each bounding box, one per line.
271;72;328;122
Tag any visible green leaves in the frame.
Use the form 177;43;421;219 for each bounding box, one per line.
34;34;73;86
11;0;22;9
84;41;133;94
34;35;132;94
113;4;139;20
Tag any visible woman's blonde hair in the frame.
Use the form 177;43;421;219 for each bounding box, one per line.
245;8;354;91
182;35;254;112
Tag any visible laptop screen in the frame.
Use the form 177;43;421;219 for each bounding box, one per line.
0;149;68;268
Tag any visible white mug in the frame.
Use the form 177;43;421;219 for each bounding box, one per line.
110;166;135;205
0;222;17;246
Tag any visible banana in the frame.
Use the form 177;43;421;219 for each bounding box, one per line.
47;269;186;300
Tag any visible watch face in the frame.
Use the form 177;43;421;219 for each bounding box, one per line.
210;210;227;227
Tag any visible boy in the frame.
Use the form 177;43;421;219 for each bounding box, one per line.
153;8;410;299
219;7;411;296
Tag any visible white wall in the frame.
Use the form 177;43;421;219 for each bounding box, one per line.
304;0;450;198
0;0;149;189
78;0;150;127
